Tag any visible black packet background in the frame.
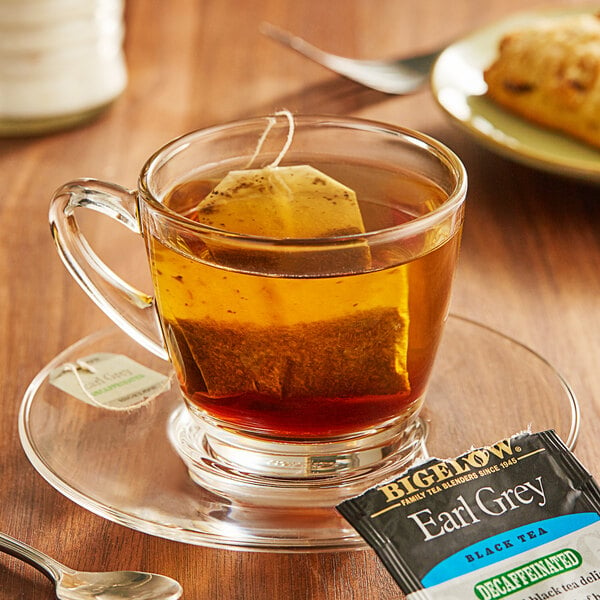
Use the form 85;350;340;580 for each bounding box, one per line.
337;430;600;600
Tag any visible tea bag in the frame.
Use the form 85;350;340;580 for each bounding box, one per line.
196;164;366;239
179;111;410;400
195;162;372;274
195;110;367;243
176;306;409;399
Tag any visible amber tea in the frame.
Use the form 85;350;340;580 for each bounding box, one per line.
148;161;461;439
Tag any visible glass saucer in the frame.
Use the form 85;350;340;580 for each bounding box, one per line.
19;314;579;552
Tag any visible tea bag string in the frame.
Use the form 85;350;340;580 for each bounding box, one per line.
245;109;295;169
60;359;104;407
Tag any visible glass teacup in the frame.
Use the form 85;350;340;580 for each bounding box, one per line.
49;114;467;504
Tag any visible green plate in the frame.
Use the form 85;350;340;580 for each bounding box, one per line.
431;6;600;183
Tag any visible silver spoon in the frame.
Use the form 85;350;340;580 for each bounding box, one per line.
0;531;183;600
260;22;440;94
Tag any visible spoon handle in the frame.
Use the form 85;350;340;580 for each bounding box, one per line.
0;531;67;583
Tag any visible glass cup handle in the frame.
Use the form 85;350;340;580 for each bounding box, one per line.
49;178;168;360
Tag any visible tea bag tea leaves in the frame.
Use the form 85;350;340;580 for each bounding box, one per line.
196;165;366;238
178;306;409;399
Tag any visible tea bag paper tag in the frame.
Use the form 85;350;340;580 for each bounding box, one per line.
49;353;171;410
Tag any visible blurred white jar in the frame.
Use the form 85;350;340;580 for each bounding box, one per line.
0;0;127;136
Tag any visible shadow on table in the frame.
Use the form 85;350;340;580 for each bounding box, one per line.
241;75;395;118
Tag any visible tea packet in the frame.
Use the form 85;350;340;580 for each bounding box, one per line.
177;111;410;400
337;430;600;600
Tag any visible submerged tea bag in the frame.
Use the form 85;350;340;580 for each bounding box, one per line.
175;111;410;400
176;306;409;399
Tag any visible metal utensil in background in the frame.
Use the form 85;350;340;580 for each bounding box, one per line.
0;531;183;600
260;22;440;94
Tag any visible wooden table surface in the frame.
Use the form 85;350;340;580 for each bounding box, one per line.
1;0;599;598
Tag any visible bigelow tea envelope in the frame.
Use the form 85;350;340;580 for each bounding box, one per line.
338;430;600;600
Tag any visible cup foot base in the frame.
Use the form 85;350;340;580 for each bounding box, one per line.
167;405;428;507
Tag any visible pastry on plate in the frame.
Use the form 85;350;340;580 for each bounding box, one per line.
484;12;600;149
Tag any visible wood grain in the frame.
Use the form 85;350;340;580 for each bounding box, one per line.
1;1;599;598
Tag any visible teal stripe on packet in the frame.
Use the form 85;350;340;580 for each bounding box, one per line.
421;513;599;588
